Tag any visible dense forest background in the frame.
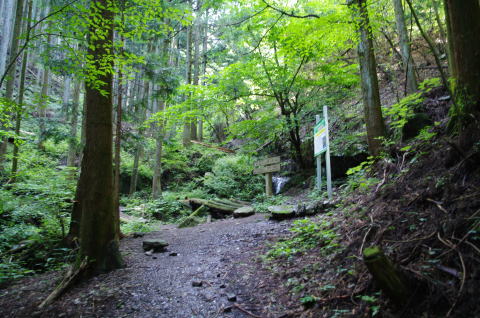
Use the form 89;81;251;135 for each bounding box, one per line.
0;0;479;316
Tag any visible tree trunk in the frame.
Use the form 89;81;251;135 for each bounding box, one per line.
67;81;81;168
444;0;480;150
183;20;193;146
198;9;209;141
351;0;386;156
38;62;50;150
77;0;123;275
0;0;25;172
392;0;417;94
152;99;165;199
0;0;15;80
129;79;149;196
11;0;32;181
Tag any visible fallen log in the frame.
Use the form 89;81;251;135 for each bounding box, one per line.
187;198;252;218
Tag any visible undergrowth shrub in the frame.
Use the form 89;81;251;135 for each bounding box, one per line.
265;219;340;260
203;155;263;200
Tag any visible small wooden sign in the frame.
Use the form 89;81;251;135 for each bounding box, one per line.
254;156;280;167
253;156;282;196
253;163;281;175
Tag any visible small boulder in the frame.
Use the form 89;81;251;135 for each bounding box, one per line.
142;239;169;252
268;205;295;220
192;281;203;287
227;293;237;302
233;206;255;218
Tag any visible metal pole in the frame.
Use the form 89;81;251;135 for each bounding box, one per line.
324;106;333;200
315;115;322;190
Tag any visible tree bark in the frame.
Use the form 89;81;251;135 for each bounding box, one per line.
198;9;209;141
11;0;32;181
0;0;25;173
0;0;15;80
129;79;149;196
77;0;124;274
444;0;480;149
392;0;417;94
183;16;193;146
67;81;81;168
351;0;386;156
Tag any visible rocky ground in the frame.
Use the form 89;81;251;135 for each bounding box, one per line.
0;213;298;318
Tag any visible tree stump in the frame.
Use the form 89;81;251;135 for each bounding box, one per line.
363;246;411;306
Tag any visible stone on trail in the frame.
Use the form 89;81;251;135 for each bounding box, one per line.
192;280;203;287
227;293;237;302
142;239;169;252
268;205;295;220
233;206;255;218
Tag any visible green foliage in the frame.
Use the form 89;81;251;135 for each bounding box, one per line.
344;156;379;193
265;219;339;260
383;92;423;130
252;195;287;213
203;155;264;200
122;197;190;223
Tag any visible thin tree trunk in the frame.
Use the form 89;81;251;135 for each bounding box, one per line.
38;62;50;150
393;0;417;94
183;20;193;146
129;79;148;195
198;9;209;141
77;0;123;275
113;44;124;238
152;99;165;199
67;81;81;168
351;0;386;156
11;0;32;181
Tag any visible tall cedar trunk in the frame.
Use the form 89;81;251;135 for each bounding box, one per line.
38;61;50;150
77;0;123;274
183;21;193;146
0;0;25;172
444;0;480;149
0;0;15;79
129;79;149;196
191;2;201;141
392;0;417;94
152;99;165;199
113;57;124;238
198;9;208;141
352;0;386;156
67;81;81;168
11;0;32;180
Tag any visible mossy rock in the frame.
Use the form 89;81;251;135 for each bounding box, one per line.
233;206;255;218
268;205;295;220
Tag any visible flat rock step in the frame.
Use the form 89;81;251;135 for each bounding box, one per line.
268;205;295;220
233;206;255;218
142;239;169;252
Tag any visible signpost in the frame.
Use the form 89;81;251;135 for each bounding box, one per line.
254;156;281;196
314;106;332;199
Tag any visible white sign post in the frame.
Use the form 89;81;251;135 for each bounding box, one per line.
314;106;332;199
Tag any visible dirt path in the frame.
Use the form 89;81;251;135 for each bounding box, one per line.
0;214;294;318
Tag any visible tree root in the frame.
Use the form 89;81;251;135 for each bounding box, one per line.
38;258;88;310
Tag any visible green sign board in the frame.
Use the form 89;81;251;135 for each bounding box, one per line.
314;119;327;156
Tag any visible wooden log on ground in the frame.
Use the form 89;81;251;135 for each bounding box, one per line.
363;246;411;306
178;205;207;228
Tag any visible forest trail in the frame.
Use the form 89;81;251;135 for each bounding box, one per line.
1;214;295;318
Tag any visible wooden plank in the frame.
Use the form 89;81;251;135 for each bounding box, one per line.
253;163;281;174
254;156;281;167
